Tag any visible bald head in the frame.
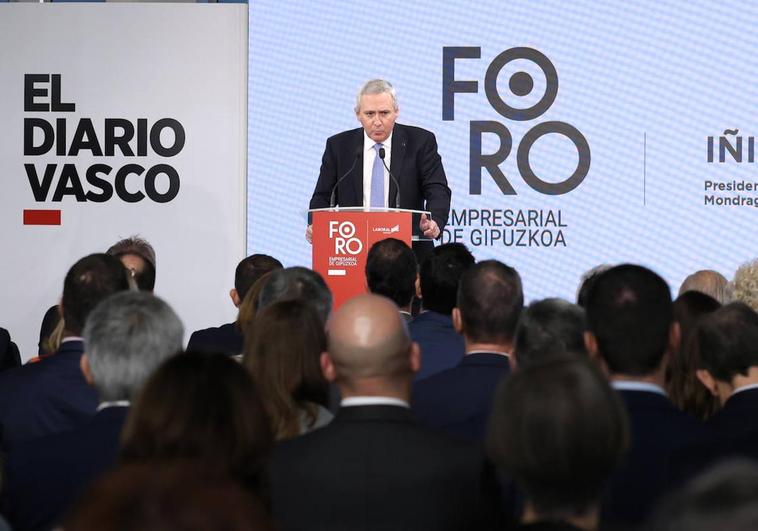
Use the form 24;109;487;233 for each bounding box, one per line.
679;270;733;305
327;294;414;382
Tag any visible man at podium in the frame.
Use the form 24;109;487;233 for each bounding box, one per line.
307;79;451;257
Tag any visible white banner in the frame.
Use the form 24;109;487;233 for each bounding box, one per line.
0;4;248;361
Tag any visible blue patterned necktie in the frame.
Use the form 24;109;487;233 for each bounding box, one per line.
370;143;384;207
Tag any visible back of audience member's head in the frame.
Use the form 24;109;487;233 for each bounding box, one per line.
237;273;273;333
233;254;283;306
732;259;758;312
585;264;674;376
679;269;734;305
650;460;758;531
457;260;523;346
107;235;157;292
365;238;417;309
243;300;329;440
325;294;418;394
419;243;475;315
82;291;183;402
514;298;586;369
487;358;628;523
576;264;613;308
62;253;131;337
696;303;758;390
64;462;272;531
120;351;272;494
258;267;332;324
667;291;721;420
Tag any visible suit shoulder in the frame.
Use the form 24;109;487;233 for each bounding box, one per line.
326;127;363;145
396;123;436;140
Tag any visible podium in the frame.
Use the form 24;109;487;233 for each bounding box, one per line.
309;207;431;309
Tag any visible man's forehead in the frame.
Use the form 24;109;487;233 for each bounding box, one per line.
358;93;395;112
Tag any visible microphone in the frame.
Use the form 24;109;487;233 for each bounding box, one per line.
330;146;363;208
379;147;401;209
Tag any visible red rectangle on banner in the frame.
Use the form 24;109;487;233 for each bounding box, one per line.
23;210;61;226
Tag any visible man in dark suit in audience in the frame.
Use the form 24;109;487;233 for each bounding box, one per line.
0;254;130;452
2;291;183;531
270;294;492;531
412;260;521;442
410;243;474;381
187;253;282;355
365;238;417;321
584;264;706;527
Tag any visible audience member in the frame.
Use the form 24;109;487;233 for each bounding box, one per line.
584;264;706;526
365;238;418;320
258;266;332;325
0;328;20;372
576;264;612;308
678;269;733;305
2;291;183;531
270;294;492;531
0;254;130;451
411;243;475;380
63;462;273;531
120;351;272;498
667;291;721;420
187;253;282;355
37;305;64;358
243;300;332;440
412;260;522;441
512;298;586;370
733;259;758;312
487;358;629;531
237;273;273;344
106;235;158;292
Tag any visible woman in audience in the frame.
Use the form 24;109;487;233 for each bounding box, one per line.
243;299;332;440
487;357;629;531
667;291;721;420
237;273;273;342
120;351;272;498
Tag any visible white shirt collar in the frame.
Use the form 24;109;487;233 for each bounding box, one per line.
731;382;758;397
611;380;667;396
466;350;510;357
97;400;130;411
341;396;409;409
61;336;83;344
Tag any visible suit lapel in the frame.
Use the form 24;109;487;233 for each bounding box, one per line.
351;129;364;205
389;125;407;208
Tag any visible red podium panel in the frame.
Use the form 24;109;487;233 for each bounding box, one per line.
312;210;412;309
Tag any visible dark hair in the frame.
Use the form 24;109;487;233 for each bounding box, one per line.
62;254;130;336
64;462;273;531
419;243;475;315
365;238;417;308
458;260;523;344
107;236;157;292
696;303;758;383
242;300;329;440
585;264;673;376
258;267;332;324
487;358;628;518
514;298;586;368
667;291;721;420
120;351;272;495
650;460;758;531
235;254;283;301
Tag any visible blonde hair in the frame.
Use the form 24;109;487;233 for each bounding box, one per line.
733;259;758;312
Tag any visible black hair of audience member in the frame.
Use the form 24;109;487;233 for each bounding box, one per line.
0;328;20;372
513;298;586;368
38;305;61;356
696;302;758;383
458;260;523;344
235;254;283;302
365;238;417;308
487;358;629;523
585;264;673;376
107;236;157;292
120;351;273;499
243;300;329;440
576;265;612;308
649;459;758;531
62;254;131;336
667;291;721;420
258;267;332;324
63;462;273;531
419;242;475;315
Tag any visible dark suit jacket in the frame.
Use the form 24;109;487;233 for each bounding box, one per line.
186;322;243;355
309;124;451;233
0;340;97;453
410;311;465;381
604;389;706;527
412;353;511;442
2;406;129;531
270;404;493;531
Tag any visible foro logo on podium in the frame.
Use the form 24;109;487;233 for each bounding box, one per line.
329;221;363;255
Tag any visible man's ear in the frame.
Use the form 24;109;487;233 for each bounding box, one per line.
80;354;94;386
415;274;422;300
452;307;463;335
584;331;610;376
409;342;421;375
320;352;337;383
696;369;719;397
508;352;518;372
230;288;241;308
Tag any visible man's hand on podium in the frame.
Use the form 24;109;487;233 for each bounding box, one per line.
419;214;440;240
306;224;313;244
